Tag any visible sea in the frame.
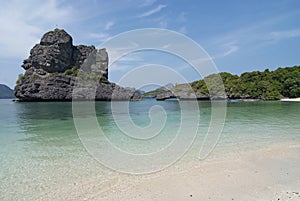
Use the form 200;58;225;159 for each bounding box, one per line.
0;99;299;200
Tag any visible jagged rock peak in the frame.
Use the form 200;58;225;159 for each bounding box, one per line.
22;28;97;74
14;28;141;101
40;28;73;46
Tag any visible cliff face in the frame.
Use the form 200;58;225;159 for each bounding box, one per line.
14;29;140;101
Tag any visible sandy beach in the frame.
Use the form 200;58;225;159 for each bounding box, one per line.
281;97;300;102
42;142;300;201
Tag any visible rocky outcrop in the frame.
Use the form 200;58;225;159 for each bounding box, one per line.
156;91;177;101
14;29;141;101
151;83;207;101
148;83;225;101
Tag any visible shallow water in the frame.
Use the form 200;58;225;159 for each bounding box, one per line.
0;99;299;200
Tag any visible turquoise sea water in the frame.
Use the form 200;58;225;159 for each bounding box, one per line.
0;99;300;200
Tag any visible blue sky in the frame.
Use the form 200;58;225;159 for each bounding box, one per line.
1;0;300;89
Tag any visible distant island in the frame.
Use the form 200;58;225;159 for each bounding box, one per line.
14;29;141;101
0;84;15;99
143;66;300;101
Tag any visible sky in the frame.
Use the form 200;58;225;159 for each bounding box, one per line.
1;0;300;89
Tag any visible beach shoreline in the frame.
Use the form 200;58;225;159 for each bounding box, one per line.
96;141;300;201
281;97;300;102
40;141;300;201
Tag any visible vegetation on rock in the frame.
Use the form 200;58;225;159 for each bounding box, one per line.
193;66;300;100
64;66;79;76
142;87;168;97
16;73;24;85
144;66;300;100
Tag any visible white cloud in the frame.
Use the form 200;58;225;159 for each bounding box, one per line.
207;12;300;57
110;51;144;63
104;45;145;72
162;44;171;49
269;29;300;41
114;64;188;89
108;50;145;72
88;32;112;42
108;54;149;73
220;42;239;57
209;42;239;59
138;4;167;18
102;42;140;64
0;0;73;59
118;54;144;62
109;63;132;72
104;21;115;31
139;0;157;7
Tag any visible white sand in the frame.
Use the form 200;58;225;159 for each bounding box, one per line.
97;143;300;201
281;97;300;102
38;142;300;201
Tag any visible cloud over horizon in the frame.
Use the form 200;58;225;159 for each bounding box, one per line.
0;0;74;59
138;4;167;18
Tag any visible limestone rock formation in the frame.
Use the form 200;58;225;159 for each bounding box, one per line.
14;29;141;101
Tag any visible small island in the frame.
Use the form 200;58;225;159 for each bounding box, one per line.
14;29;141;101
143;66;300;101
0;84;15;99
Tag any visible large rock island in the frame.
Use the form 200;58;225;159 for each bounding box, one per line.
14;29;140;101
